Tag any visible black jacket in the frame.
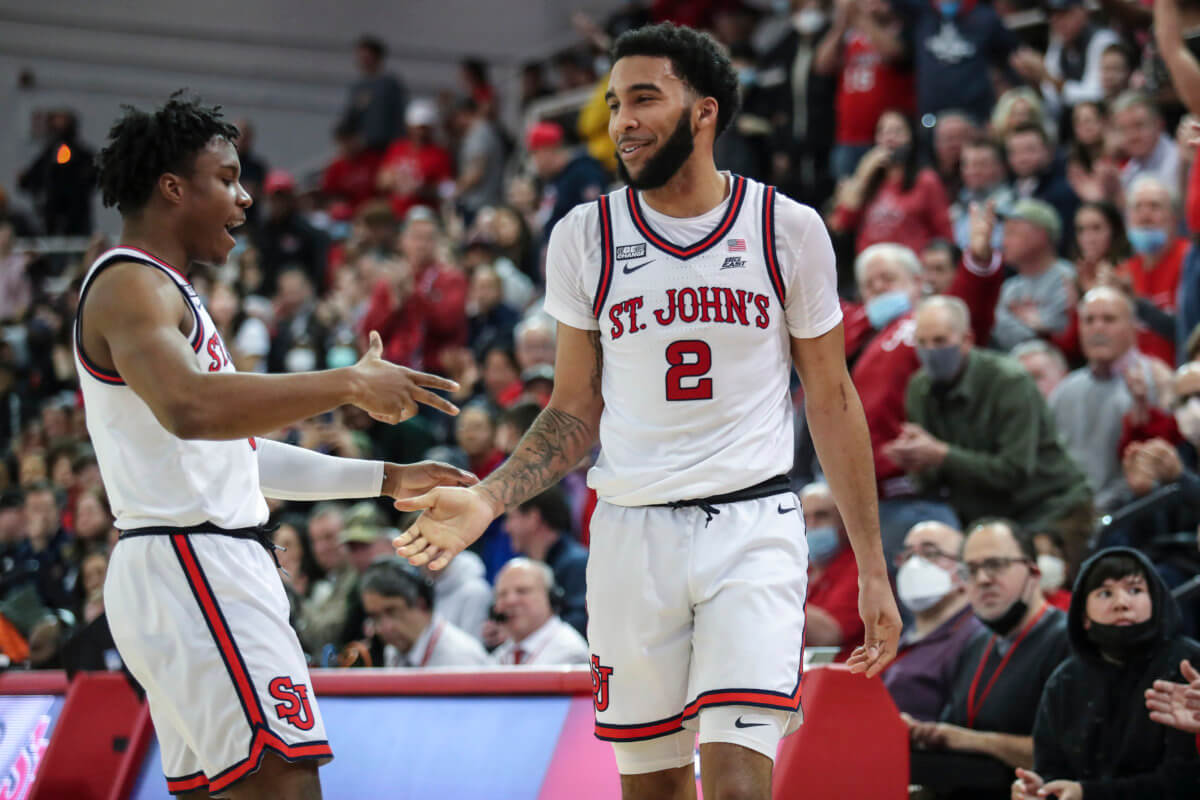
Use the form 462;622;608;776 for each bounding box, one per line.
1033;547;1200;799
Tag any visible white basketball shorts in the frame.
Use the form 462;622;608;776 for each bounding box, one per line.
105;531;331;796
586;491;809;763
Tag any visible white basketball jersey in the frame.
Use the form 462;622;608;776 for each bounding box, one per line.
74;247;268;530
543;174;842;506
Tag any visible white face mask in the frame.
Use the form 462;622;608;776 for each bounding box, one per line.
793;9;828;34
1175;397;1200;445
1037;554;1066;593
896;556;953;613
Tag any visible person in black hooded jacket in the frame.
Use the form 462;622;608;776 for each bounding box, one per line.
1012;546;1200;800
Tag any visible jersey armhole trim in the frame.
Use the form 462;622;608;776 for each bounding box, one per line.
592;196;615;318
761;186;786;309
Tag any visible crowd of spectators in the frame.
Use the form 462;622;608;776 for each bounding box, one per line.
7;0;1200;793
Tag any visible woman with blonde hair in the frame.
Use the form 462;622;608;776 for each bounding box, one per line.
991;87;1049;141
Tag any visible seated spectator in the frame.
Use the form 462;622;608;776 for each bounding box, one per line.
1012;340;1069;400
951;138;1014;253
17;481;73;612
358;256;424;368
267;268;332;374
207;282;271;373
377;99;453;221
1006;124;1080;254
526;121;608;237
830;110;953;256
1051;287;1174;511
297;503;357;659
504;485;587;636
896;296;1093;572
1100;43;1132;102
1032;530;1072;611
932;112;977;202
274;517;320;624
514;314;557;373
341;501;394;576
424;548;492;641
252;170;330;296
321;121;383;213
1115;91;1181;193
495;402;541;455
481;345;524;408
466;263;521;356
800;482;864;662
398;207;467;374
455;404;504;479
358;558;489;667
1013;548;1200;799
905;519;1069;798
460;232;535;314
490;558;589;666
72;486;112;549
1066;101;1124;207
1114;176;1188;365
920;239;961;296
990;89;1048;144
990;199;1076;352
1072;201;1131;304
883;521;981;721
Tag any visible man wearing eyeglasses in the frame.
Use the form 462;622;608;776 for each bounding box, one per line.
906;519;1069;799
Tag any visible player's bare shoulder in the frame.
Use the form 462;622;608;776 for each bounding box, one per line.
80;260;190;346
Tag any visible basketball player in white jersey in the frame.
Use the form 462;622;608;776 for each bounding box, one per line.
83;95;472;799
395;24;901;799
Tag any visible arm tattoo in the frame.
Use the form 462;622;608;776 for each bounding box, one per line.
478;330;603;512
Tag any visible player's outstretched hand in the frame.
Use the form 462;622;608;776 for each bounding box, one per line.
381;461;478;502
393;486;499;570
1146;658;1200;733
846;572;902;678
352;331;461;424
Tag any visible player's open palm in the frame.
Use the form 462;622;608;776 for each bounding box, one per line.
353;331;461;424
393;486;498;570
846;574;902;678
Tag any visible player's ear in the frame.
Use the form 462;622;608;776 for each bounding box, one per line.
694;97;718;131
158;172;185;206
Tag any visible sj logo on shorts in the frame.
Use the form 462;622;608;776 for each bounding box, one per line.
269;677;315;731
591;655;614;712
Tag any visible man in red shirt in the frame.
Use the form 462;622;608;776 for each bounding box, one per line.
377;100;454;221
800;481;863;662
321;121;383;213
814;0;914;180
1117;175;1188;364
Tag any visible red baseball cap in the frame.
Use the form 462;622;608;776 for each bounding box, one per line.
264;169;296;195
526;121;564;151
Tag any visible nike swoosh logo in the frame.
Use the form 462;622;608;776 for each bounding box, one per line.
734;716;768;729
777;504;796;514
622;259;653;274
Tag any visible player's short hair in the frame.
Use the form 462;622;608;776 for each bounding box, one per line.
96;92;240;216
854;243;922;287
610;23;741;137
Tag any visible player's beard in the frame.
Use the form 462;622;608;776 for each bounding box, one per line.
616;110;695;191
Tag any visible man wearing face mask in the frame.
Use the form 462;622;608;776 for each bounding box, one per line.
1113;176;1187;365
891;296;1094;572
1012;548;1200;800
800;482;865;662
883;521;982;721
907;519;1069;799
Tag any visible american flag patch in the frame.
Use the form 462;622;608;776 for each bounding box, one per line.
727;238;746;252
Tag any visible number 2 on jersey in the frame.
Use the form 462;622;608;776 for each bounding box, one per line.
665;340;713;401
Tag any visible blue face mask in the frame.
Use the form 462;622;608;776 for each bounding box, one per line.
865;290;912;329
917;344;965;383
939;1;960;16
1127;226;1168;255
807;526;842;564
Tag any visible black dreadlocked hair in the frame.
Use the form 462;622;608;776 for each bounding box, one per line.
610;23;741;138
95;91;239;216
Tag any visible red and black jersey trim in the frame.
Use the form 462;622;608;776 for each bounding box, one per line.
592;195;616;318
761;185;786;309
626;174;747;260
168;533;331;795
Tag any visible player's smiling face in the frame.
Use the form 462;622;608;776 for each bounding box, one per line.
179;136;251;265
606;56;698;190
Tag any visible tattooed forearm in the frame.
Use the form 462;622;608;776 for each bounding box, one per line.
588;329;603;397
477;407;596;512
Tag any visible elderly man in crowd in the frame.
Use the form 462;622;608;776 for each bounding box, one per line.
489;558;588;666
990;199;1076;352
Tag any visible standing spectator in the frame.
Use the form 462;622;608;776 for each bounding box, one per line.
17;110;95;235
990;199;1075;351
1073;201;1131;299
801;482;865;662
1006;123;1081;252
490;559;589;666
233;119;268;226
1115;91;1181;192
527;121;609;237
1050;287;1174;511
377;99;454;221
253;170;331;295
883;521;982;721
991;89;1050;144
0;185;39;237
814;0;914;181
1012;340;1070;400
0;222;31;323
451;98;506;225
358;256;423;368
897;296;1094;571
460;59;498;120
921;239;962;295
1013;548;1200;800
1100;43;1133;102
401;208;467;374
891;0;1019;124
504;486;588;636
321;121;383;213
1009;0;1121;113
1115;176;1188;365
342;35;407;153
358;559;489;667
830;110;953;255
932;111;978;202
